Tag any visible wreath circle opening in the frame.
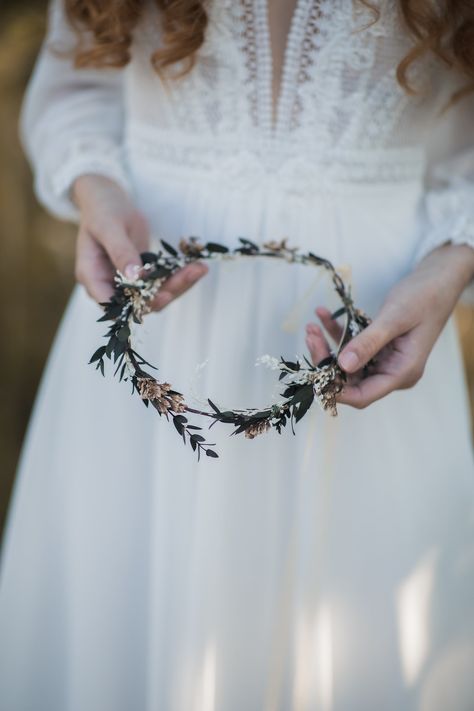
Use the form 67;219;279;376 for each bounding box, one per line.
89;237;372;460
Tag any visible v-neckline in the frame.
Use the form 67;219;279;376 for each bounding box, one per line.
266;0;301;127
256;0;308;136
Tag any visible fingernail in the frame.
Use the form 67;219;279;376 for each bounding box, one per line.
124;263;141;280
339;350;359;372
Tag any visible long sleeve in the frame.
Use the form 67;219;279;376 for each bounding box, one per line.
412;90;474;304
19;0;132;223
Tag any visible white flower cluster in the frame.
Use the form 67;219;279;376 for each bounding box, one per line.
254;354;281;370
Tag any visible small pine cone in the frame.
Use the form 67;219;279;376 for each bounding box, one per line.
244;419;271;439
179;238;204;256
169;393;187;413
156;399;170;414
137;377;163;401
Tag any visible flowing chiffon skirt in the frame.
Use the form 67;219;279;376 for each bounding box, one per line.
1;158;474;711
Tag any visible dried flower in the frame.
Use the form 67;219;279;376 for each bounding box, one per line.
137;377;167;400
310;366;344;416
137;377;186;414
244;420;271;439
255;354;281;370
124;282;160;322
263;238;298;254
168;393;187;413
179;237;205;257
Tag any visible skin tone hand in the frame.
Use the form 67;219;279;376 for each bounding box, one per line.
72;174;208;309
305;242;474;409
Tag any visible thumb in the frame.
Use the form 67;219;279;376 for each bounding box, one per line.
99;220;144;280
338;317;394;373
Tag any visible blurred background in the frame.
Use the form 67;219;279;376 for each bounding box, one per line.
0;0;473;541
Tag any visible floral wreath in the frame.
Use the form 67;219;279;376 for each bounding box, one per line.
89;238;372;460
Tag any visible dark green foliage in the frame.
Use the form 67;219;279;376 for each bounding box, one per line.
88;236;371;460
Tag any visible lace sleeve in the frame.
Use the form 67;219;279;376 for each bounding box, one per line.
19;0;131;223
412;92;474;304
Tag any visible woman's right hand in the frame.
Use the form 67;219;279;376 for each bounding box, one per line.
72;174;208;309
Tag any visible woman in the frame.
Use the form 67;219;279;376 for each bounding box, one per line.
1;0;474;709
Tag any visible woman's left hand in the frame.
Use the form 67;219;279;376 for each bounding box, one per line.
305;243;474;409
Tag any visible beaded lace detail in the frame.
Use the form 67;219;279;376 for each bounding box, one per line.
238;0;331;136
128;0;445;190
131;0;443;161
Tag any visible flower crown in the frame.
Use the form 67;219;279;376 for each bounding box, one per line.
89;237;371;460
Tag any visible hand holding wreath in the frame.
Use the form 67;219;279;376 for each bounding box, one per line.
72;175;208;307
306;242;474;409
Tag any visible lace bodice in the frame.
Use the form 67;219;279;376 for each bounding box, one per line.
129;0;447;157
19;0;474;284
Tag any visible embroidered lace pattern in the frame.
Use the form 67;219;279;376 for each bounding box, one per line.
128;1;441;195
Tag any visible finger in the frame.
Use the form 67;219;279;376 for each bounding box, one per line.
337;315;399;374
305;325;331;366
315;306;344;343
128;210;150;253
93;219;144;280
336;373;399;409
75;230;116;303
151;262;208;311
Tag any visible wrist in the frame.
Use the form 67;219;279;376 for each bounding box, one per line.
417;241;474;292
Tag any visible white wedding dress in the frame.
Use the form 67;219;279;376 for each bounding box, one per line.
1;1;474;709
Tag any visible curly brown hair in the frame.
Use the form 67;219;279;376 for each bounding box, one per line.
64;0;474;98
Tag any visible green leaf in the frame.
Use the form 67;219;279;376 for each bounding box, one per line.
316;356;333;368
105;337;116;358
117;325;130;342
114;354;125;374
289;384;314;407
207;398;221;414
206;242;229;253
294;391;314;423
173;418;184;435
140;251;158;265
281;384;298;398
113;339;127;361
160;239;178;257
238;237;259;251
89;346;106;364
97;303;123;322
147;266;171;279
